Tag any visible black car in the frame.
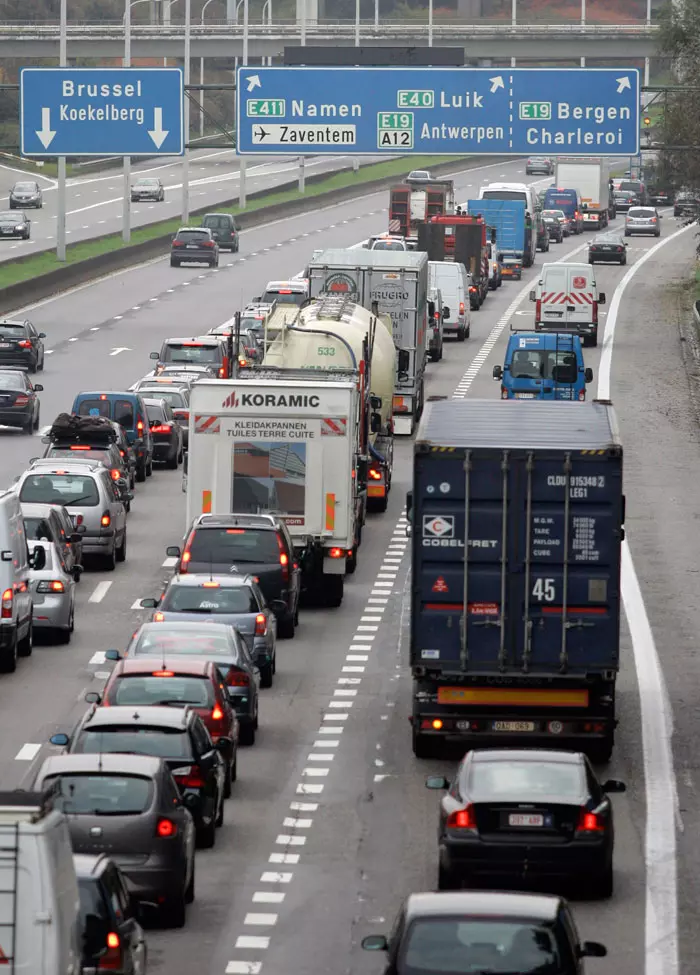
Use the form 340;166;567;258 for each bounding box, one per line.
131;177;165;202
673;192;700;217
42;412;133;493
536;218;550;252
0;318;45;372
613;189;638;212
426;749;625;898
0;210;30;239
0;367;42;432
37;754;196;928
541;209;564;242
201;212;239;251
588;232;627;265
134;382;190;447
110;619;261;746
170;227;219;268
648;187;671;206
73;854;148;969
362;891;607;975
143;397;183;469
167;512;301;637
9;180;42;208
50;703;226;850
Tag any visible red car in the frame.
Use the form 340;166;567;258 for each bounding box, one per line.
89;656;239;796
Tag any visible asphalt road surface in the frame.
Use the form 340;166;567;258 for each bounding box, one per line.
0;155;694;975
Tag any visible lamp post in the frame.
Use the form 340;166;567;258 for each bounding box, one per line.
199;0;218;138
239;0;249;208
182;0;191;222
644;0;651;86
580;0;586;67
262;0;272;65
428;0;433;47
511;0;516;67
355;0;360;46
57;0;67;261
123;0;132;243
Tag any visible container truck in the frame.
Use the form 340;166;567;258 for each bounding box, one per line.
555;158;614;228
389;179;455;237
406;399;624;764
416;215;489;309
186;297;395;608
467;200;528;280
307;249;428;436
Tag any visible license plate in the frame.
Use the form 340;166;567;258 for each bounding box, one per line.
186;244;199;249
515;393;536;399
508;813;544;827
492;720;536;732
0;343;10;348
601;245;612;251
456;720;472;731
544;310;563;317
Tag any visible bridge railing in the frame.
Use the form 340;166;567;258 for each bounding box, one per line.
0;21;658;34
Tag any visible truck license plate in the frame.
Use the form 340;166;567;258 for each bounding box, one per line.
544;310;563;317
508;813;543;827
492;720;535;732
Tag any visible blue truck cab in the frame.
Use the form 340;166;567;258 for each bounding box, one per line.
493;331;593;401
71;392;154;482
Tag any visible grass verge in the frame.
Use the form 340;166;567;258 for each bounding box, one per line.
0;154;462;289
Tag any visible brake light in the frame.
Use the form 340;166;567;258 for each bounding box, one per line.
101;513;111;527
368;468;382;480
255;613;267;636
70;445;91;451
151;424;172;433
226;529;245;534
172;240;184;247
501;387;508;399
469;286;476;294
153;612;165;622
227;670;250;687
328;547;344;559
137;419;144;433
446;804;477;830
37;580;64;593
277;535;289;582
536;298;542;320
17;340;31;348
201;581;220;588
578;389;586;401
98;930;123;970
156;817;177;838
1;588;12;619
110;468;120;481
238;357;247;368
174;765;207;788
459;301;465;315
592;302;598;325
203;240;215;248
576;808;605;833
14;395;29;406
152;670;175;677
219;365;226;378
211;705;224;721
74;514;83;526
180;547;191;572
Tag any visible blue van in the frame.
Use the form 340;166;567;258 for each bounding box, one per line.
543;187;583;234
492;332;593;401
71;392;154;482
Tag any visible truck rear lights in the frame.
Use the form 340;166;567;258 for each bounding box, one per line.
1;589;12;619
447;805;477;830
328;548;345;559
255;613;267;636
393;395;408;413
368;468;382;480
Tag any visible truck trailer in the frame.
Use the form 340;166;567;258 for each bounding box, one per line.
407;399;624;764
555;158;614;228
467;200;529;280
389;179;455;237
417;215;490;309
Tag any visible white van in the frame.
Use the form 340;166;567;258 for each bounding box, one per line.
0;490;44;673
530;263;606;348
428;261;471;341
0;787;81;975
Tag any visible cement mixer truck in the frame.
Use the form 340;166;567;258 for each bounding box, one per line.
185;295;395;608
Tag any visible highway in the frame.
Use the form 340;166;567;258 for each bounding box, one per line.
0;149;388;263
0;155;693;975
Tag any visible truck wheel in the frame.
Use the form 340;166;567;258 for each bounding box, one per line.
587;737;613;765
456;327;466;342
438;861;459;891
278;611;295;639
323;575;344;608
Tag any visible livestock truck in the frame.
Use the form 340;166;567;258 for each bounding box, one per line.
407;399;624;764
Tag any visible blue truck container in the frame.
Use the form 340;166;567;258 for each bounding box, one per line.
407;399;624;763
467;200;529;280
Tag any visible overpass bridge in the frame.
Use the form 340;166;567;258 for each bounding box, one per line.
0;22;659;61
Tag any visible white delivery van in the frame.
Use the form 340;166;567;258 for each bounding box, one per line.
530;263;606;348
428;261;471;341
0;787;81;975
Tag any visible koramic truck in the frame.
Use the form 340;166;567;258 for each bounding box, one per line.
407;399;624;764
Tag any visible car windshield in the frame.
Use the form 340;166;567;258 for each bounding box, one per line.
189;527;280;564
131;626;232;657
0;323;25;337
44;773;153;815
542;210;564;220
0;372;24;389
468;759;585;800
400;918;561;975
162;584;258;614
19;474;99;507
0;211;17;220
13;183;36;192
177;231;209;244
163;342;219;364
137;179;159;186
629;208;656;218
262;289;306;306
138;388;186;407
75;727;193;759
508;350;578;384
109;674;215;707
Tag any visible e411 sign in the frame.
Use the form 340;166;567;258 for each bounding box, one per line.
236;67;640;157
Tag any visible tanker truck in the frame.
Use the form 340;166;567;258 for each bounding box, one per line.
185;294;395;608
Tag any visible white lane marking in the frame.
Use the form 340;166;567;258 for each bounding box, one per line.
296;783;324;795
283;817;313;827
307;753;335;760
333;690;357;698
269;852;300;863
313;740;339;748
346;655;369;662
275;834;306;845
68;337;78;343
323;712;348;720
89;651;106;665
253;892;285;904
244;914;278;926
318;726;345;734
337;678;361;685
15;743;41;761
88;581;112;603
302;767;330;775
131;600;143;610
260;872;292;883
343;666;365;673
235;936;270;949
327;701;353;709
290;802;318;811
162;556;178;568
226;963;262;975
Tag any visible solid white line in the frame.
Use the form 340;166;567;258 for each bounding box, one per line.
88;581;112;603
15;743;41;761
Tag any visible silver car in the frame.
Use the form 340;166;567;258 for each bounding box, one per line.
624;206;661;237
140;573;279;687
27;539;79;642
20;501;84;575
15;462;130;570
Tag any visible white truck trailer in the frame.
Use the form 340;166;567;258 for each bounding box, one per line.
555;157;613;229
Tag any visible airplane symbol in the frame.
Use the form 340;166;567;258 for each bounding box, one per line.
255;126;269;140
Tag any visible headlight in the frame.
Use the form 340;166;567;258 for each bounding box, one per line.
14;225;24;231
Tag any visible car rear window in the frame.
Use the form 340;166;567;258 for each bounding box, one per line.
162;583;258;614
467;759;585;801
177;230;209;244
138;388;187;407
0;323;26;337
163;342;220;364
262;289;306;306
46;447;111;464
109;674;215;707
132;627;232;657
19;474;99;507
0;372;24;389
629;208;655;218
146;404;166;423
203;216;233;230
76;398;111;419
188;527;280;564
76;727;194;759
373;240;405;251
45;773;154;814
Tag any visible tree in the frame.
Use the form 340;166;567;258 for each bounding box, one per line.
657;0;700;192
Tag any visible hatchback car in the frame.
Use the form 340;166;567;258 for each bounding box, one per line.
151;335;230;378
170;227;219;268
0;368;42;432
16;462;129;569
167;512;300;639
141;573;281;687
91;656;239;796
0;320;45;372
21;501;83;573
541;209;566;242
536;217;550;252
27;538;78;642
0;210;30;239
130;177;165;202
625;206;661;236
201;212;239;251
9;180;42;208
588;232;627;265
50;704;226;850
143;397;183;469
133;381;190;446
74;853;149;969
42;413;137;490
71;392;154;482
42;756;196;927
110;620;260;745
426;749;625;898
362;891;607;975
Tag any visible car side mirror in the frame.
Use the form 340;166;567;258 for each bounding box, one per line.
269;599;287;614
598;293;606;305
70;533;82;544
50;732;69;746
72;566;83;582
585;367;593;384
370;413;381;434
166;545;181;558
425;775;449;790
602;778;626;793
362;935;388;952
125;493;134;502
578;941;607;958
30;546;46;570
397;349;410;374
105;649;121;661
84;691;101;704
183;792;199;810
529;290;536;301
140;597;159;608
150;351;159;359
29;456;38;464
38;332;46;339
77;524;87;534
370;396;382;410
34;384;43;392
492;365;503;381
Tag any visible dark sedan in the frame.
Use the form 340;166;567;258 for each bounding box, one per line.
0;319;45;372
588;232;627;265
613;190;638;212
9;180;42;208
143;397;183;469
0;368;42;432
0;210;30;239
426;748;625;898
673;193;700;217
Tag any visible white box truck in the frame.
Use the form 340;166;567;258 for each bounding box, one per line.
306;249;429;435
555;158;613;229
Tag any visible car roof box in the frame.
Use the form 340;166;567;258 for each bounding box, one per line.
49;412;117;444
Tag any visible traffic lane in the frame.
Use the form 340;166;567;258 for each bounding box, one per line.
605;228;700;975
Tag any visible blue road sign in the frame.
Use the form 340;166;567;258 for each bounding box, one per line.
236;67;639;157
20;67;184;157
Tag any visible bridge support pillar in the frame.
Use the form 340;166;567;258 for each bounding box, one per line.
297;0;319;28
